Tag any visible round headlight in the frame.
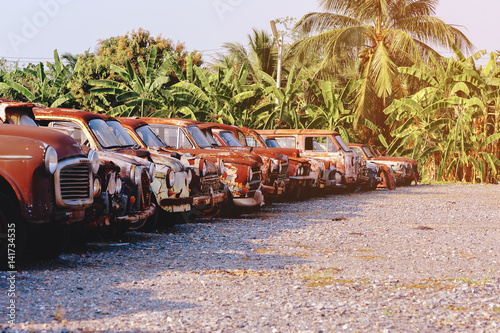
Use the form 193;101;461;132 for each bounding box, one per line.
149;163;156;182
93;177;101;197
219;159;225;176
44;146;58;175
247;166;252;183
167;169;175;188
88;149;100;174
200;159;207;177
130;165;142;185
115;175;122;194
187;168;193;185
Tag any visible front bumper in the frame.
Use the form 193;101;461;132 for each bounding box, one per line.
116;203;156;224
233;189;264;208
261;180;287;196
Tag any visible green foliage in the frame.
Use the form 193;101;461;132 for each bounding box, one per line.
386;48;500;183
0;50;74;107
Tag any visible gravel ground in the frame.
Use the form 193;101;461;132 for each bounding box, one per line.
1;184;500;332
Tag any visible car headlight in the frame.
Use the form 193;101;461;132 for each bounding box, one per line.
44;146;58;175
166;169;175;188
200;159;207;177
88;149;100;174
219;159;225;176
247;165;252;183
270;158;279;173
130;165;142;185
93;177;101;197
148;163;156;182
115;175;122;194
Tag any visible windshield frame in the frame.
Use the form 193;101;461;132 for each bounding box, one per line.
187;125;213;149
88;118;123;149
219;131;244;147
106;120;138;148
136;125;167;149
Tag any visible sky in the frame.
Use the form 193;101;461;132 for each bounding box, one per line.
1;0;499;67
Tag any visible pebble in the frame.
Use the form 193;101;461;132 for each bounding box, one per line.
1;184;499;332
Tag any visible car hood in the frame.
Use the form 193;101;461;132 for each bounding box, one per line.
0;124;85;160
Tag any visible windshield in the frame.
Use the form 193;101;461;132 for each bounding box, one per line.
106;120;137;147
88;119;122;149
266;138;281;148
136;125;167;149
363;146;375;158
219;131;244;146
335;135;351;152
187;125;212;148
350;146;365;158
3;110;38;126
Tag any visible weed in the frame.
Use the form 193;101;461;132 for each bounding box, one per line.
382;308;394;316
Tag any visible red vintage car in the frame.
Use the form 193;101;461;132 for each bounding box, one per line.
137;117;264;217
117;117;227;219
1;101;96;262
258;129;364;191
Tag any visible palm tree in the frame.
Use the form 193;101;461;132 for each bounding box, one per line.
211;28;278;84
289;0;474;139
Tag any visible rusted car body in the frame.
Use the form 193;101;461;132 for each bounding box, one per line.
199;123;288;202
33;108;161;230
240;127;336;198
0;101;96;260
116;117;227;218
258;129;363;190
369;145;420;186
347;143;395;190
137;118;264;215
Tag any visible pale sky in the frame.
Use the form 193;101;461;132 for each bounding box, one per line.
1;0;498;66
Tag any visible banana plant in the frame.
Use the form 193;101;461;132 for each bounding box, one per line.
301;78;378;142
0;50;73;107
385;47;500;182
253;65;309;129
90;47;171;117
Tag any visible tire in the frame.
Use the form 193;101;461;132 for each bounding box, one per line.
0;193;27;270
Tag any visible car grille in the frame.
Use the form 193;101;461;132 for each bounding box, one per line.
141;169;152;210
201;174;221;195
279;161;288;182
57;161;92;206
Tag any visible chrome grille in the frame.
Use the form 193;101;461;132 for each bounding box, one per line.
201;174;221;195
59;164;91;204
141;169;151;210
279;161;289;182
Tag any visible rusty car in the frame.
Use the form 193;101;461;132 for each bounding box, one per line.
368;145;420;186
32;108;164;233
114;117;227;220
236;126;336;199
0;101;96;261
137;117;264;217
258;129;365;191
198;123;289;203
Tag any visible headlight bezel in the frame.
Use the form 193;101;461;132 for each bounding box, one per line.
44;146;58;175
166;169;176;188
88;149;100;174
